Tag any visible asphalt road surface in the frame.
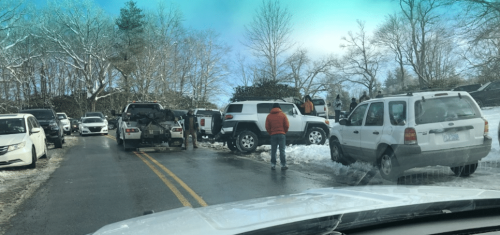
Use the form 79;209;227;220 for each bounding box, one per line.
3;134;344;235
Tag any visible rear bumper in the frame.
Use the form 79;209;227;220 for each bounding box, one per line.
394;136;492;168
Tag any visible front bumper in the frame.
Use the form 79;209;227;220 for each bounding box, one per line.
81;126;108;135
0;146;31;169
394;136;492;168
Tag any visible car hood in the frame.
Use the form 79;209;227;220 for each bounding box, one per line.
91;186;500;235
0;133;26;146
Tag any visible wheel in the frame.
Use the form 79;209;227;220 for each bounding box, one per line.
451;163;478;177
54;136;63;148
329;139;354;165
28;147;37;169
116;130;123;145
378;149;400;180
42;140;49;159
168;138;183;147
305;127;326;145
236;130;259;153
227;139;237;151
211;113;223;135
123;139;135;151
108;123;115;130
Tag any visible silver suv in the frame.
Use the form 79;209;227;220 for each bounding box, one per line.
329;91;492;180
214;100;330;153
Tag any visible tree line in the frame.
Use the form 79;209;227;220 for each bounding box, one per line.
1;0;499;117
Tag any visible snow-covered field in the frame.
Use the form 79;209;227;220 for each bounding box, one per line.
204;106;500;189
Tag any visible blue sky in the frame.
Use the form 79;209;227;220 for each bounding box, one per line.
96;0;400;58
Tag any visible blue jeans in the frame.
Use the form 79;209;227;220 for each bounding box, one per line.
270;134;286;167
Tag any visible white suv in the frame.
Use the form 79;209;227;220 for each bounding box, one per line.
214;100;330;153
329;91;492;180
56;112;71;135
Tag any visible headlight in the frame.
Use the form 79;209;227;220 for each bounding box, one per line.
8;141;26;152
49;120;58;130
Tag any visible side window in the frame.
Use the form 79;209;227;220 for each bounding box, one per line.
257;103;272;113
280;104;295;116
489;82;500;90
348;104;368;126
389;101;407;125
365;102;384;126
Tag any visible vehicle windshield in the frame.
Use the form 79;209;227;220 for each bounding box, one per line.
0;118;26;135
19;110;53;120
2;1;500;235
85;112;104;118
82;118;104;123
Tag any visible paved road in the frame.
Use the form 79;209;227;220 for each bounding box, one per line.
4;134;343;235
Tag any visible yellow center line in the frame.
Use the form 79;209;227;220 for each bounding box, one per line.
132;151;192;208
141;152;208;207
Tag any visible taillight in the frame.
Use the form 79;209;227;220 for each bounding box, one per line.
404;128;417;145
201;119;205;126
483;118;489;135
324;107;326;111
125;128;139;133
225;114;233;120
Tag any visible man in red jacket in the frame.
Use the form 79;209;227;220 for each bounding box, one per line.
265;103;290;170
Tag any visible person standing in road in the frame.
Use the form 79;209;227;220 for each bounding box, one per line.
349;98;358;113
265;103;289;170
301;95;314;115
181;109;198;150
334;95;342;123
359;91;370;103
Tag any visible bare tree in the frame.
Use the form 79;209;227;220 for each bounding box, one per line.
243;0;294;81
336;21;384;97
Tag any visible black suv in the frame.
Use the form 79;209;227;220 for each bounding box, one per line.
469;81;500;107
19;108;65;148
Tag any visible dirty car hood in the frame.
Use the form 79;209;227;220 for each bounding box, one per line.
91;186;500;235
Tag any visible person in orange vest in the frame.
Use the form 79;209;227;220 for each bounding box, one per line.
265;103;290;170
301;95;314;115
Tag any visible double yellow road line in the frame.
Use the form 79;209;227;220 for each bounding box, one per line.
103;134;207;207
133;151;208;208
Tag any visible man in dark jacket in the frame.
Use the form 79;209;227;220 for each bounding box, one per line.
181;109;198;149
265;103;290;170
349;98;358;113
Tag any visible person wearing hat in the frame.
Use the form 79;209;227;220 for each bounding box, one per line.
334;94;343;123
301;95;314;115
181;109;199;149
265;103;289;170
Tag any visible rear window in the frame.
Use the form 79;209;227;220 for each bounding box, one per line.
414;96;479;124
196;110;220;116
312;99;325;105
226;104;243;113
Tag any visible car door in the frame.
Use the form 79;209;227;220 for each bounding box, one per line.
359;102;385;164
279;103;302;138
340;103;368;158
28;117;42;157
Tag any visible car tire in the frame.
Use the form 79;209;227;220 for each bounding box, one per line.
211;113;223;136
378;149;400;180
168;138;183;147
236;130;258;153
123;139;131;151
116;130;123;145
227;140;237;151
42;140;49;159
451;163;478;177
330;139;354;165
54;136;63;148
305;127;326;145
28;147;37;169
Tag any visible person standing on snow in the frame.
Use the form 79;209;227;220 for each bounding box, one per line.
265;103;289;170
301;95;314;115
181;109;198;150
334;95;343;123
349;98;358;114
359;91;370;103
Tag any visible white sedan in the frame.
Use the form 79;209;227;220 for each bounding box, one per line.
79;117;108;136
0;114;48;169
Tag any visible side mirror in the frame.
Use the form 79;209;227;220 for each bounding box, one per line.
111;110;116;116
31;127;41;133
339;119;347;126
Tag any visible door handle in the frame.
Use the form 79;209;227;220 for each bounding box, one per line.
373;131;379;135
353;131;359;134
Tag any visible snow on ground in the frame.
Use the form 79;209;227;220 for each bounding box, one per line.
0;136;78;235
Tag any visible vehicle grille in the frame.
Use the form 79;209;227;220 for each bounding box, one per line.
0;159;22;165
0;146;7;155
88;127;102;132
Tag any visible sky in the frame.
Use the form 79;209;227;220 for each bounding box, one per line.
95;0;401;59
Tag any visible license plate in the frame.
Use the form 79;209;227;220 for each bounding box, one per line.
443;132;459;142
